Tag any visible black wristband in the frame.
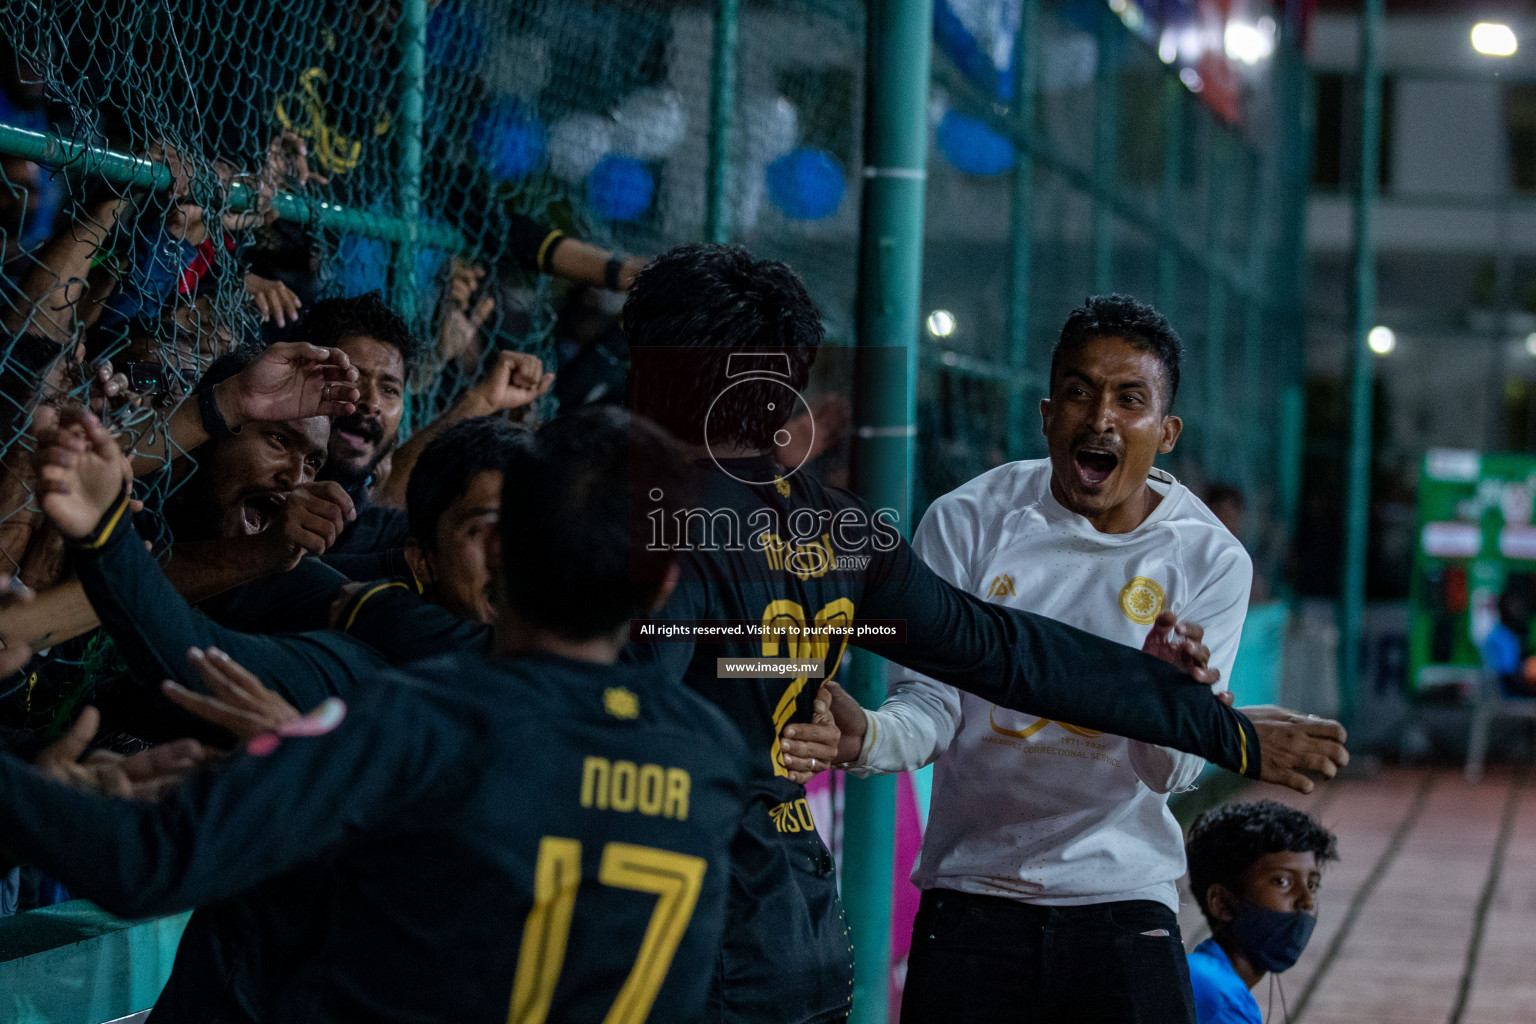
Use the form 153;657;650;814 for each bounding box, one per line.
604;255;624;291
198;385;240;441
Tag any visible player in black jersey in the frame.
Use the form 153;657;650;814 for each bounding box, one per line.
618;244;1349;1024
1;406;750;1024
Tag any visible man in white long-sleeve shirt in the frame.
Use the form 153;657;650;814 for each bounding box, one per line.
833;295;1251;1024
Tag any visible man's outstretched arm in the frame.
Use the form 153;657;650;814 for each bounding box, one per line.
857;543;1346;792
0;676;477;920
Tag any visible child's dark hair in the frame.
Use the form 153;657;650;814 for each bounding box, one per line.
406;416;530;549
1050;294;1183;411
1186;800;1339;921
499;405;697;640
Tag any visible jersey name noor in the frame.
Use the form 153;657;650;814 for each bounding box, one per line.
580;756;692;820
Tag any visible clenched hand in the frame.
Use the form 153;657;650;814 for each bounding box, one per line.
779;683;841;783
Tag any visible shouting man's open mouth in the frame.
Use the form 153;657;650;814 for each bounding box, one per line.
1072;444;1120;489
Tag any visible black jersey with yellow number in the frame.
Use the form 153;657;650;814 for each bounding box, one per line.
630;455;1261;1024
0;651;749;1024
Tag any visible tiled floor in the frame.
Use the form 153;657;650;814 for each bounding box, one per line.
1177;766;1536;1024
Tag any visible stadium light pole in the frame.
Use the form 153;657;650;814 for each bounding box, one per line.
1339;0;1383;728
846;0;933;1021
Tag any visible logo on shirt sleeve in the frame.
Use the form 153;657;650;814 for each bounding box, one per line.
1118;576;1165;625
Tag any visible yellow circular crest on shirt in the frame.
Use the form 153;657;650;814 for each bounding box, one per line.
1119;576;1165;625
604;687;640;720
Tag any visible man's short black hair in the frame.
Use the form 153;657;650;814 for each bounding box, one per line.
297;291;425;371
1050;294;1183;411
499;406;696;640
1186;800;1339;923
406;416;530;549
622;244;822;449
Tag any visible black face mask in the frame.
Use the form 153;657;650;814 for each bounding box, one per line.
1229;902;1316;974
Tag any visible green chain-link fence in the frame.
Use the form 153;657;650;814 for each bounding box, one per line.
0;0;871;726
0;0;871;424
0;0;1309;728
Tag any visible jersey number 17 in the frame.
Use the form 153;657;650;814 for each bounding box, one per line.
507;837;707;1024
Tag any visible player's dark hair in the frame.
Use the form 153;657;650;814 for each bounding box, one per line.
1186;800;1339;924
622;243;822;449
297;291;425;371
407;416;530;550
499;406;697;640
1050;294;1183;411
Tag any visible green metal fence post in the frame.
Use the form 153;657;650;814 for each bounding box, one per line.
1203;136;1232;477
847;1;932;1021
1005;0;1041;460
1274;16;1316;552
1339;0;1384;729
1241;145;1272;498
1156;76;1184;318
1091;5;1118;293
393;0;429;322
705;0;740;244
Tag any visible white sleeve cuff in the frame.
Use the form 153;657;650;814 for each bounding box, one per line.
843;708;882;777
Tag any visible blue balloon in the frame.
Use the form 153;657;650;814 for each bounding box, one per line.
426;1;485;71
473;99;547;181
936;111;1015;176
335;233;389;298
766;147;846;220
587;155;655;222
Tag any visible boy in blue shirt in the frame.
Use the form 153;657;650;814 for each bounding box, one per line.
1184;801;1339;1023
1483;590;1535;697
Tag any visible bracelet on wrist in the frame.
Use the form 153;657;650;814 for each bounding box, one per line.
604;255;625;291
198;384;240;441
69;481;133;551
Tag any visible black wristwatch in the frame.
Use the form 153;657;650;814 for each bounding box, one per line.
604;255;625;291
198;385;240;441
